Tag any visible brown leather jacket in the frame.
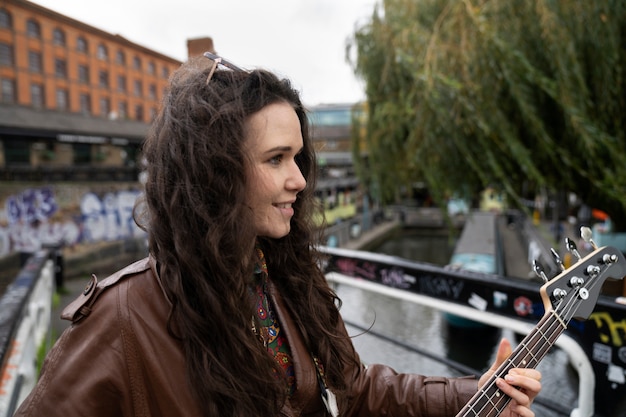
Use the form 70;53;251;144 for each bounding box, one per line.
15;257;478;417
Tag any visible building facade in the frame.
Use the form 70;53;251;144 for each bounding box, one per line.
308;102;365;224
0;0;367;257
0;0;186;181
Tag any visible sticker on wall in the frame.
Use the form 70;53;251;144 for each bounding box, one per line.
493;291;508;309
513;296;533;317
593;342;612;364
469;293;488;311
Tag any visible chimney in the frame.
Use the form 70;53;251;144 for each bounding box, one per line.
187;37;215;59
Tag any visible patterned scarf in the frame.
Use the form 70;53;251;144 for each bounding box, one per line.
253;245;296;395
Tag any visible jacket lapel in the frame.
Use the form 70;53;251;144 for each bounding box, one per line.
268;280;324;416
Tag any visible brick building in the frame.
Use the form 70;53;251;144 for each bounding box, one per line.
0;0;206;181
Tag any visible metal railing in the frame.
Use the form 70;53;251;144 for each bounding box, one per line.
324;266;594;417
0;251;54;417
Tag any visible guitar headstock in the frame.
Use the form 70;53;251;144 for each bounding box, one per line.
538;233;626;321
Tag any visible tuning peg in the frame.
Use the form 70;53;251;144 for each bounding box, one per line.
565;237;582;260
550;248;565;271
533;259;549;282
580;226;598;250
602;253;619;264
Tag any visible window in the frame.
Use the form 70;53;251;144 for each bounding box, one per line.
0;43;13;66
133;55;141;70
116;50;126;65
99;97;110;117
99;70;109;88
149;107;157;120
3;139;30;165
77;36;88;53
56;88;69;110
117;75;126;92
147;61;155;75
118;101;127;119
31;84;44;108
53;28;66;46
26;19;41;38
134;104;144;121
133;80;142;97
28;51;42;73
148;83;157;100
310;108;352;127
97;43;108;60
79;93;91;114
54;58;67;78
78;64;89;83
0;8;12;29
1;78;15;103
161;66;169;79
123;144;139;167
73;143;91;164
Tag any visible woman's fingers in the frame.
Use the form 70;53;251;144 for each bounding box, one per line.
495;368;542;410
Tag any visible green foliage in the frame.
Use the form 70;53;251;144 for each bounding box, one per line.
348;0;626;229
37;291;61;375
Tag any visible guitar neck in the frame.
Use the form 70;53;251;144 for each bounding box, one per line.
455;311;566;417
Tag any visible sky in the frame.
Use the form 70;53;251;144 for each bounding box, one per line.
29;0;379;107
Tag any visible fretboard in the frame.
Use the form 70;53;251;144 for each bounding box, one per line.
455;311;566;417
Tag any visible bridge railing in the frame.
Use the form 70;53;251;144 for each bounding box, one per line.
0;251;54;417
319;245;609;417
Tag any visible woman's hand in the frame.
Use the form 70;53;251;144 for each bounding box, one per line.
478;338;542;417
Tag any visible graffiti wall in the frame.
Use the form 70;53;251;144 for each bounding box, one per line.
0;183;145;258
584;309;626;415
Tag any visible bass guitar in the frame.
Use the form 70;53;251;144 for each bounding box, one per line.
456;227;626;416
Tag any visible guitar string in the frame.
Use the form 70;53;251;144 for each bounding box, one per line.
460;259;611;416
467;308;571;415
464;314;559;416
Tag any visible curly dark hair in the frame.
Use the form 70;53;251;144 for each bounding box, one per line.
135;56;356;416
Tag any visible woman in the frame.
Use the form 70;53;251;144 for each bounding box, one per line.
15;54;541;417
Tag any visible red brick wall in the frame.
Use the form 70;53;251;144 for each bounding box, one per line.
0;0;182;123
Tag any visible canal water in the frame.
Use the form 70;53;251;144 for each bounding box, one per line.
333;230;579;417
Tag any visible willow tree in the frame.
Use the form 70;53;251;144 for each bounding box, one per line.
348;0;626;230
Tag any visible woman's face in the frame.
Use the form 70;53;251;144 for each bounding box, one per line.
244;102;307;238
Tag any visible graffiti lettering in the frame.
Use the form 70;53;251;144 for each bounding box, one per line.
358;262;377;280
380;267;409;289
335;258;358;277
0;340;19;396
418;276;464;300
80;191;142;242
1;187;144;257
590;311;626;347
333;258;378;281
6;188;57;225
